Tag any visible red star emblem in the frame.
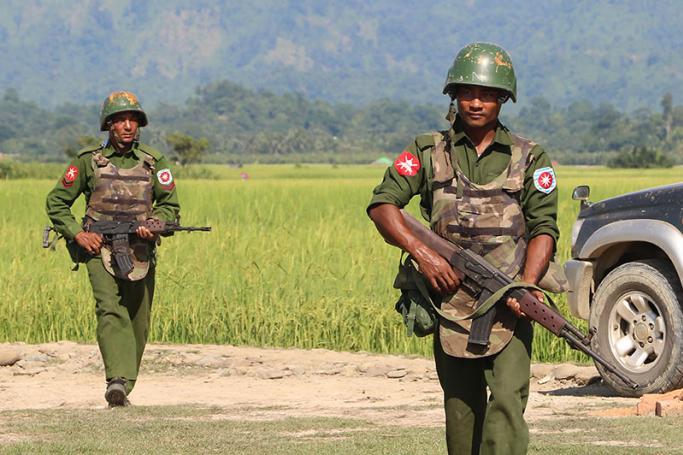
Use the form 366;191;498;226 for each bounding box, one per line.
394;151;421;176
62;165;79;187
537;171;553;189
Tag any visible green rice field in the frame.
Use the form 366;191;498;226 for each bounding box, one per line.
1;164;681;362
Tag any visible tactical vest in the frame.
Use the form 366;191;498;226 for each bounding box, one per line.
430;132;534;358
85;150;156;281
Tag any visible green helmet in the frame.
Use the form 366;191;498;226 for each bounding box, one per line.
99;91;148;131
442;43;517;102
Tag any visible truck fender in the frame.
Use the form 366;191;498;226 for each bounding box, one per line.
579;219;683;287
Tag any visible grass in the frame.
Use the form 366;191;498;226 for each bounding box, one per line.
1;164;681;362
1;405;683;454
0;406;445;455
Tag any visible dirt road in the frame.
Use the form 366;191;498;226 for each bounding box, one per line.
0;342;638;424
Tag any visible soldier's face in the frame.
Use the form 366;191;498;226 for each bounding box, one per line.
109;112;140;145
453;85;503;130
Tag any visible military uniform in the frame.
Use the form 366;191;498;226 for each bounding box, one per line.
46;92;179;400
368;44;560;455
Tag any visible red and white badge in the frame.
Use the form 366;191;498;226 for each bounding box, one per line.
61;165;79;188
156;168;175;189
533;167;556;194
394;151;421;177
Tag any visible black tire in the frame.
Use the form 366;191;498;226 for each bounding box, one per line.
590;259;683;396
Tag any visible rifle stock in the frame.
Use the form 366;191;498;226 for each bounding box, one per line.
400;210;638;390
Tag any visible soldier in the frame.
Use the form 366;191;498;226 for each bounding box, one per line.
46;91;180;407
367;43;560;454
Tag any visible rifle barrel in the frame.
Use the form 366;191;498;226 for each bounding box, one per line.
560;327;639;390
171;226;211;232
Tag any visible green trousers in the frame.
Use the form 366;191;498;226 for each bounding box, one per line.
434;319;533;455
85;257;155;395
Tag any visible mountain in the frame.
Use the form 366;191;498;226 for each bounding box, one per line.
1;0;681;111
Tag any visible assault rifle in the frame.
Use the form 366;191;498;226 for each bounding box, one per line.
43;219;211;275
88;219;210;275
400;210;638;390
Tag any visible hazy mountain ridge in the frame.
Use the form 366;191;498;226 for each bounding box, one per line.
1;0;681;110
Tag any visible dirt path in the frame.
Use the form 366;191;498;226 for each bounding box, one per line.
0;342;638;425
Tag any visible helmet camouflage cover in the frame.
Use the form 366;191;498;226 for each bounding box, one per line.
443;42;517;102
99;91;149;131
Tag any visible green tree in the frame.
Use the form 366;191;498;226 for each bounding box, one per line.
166;132;209;166
607;146;674;169
63;135;100;159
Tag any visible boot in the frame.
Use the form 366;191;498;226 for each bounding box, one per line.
105;378;130;407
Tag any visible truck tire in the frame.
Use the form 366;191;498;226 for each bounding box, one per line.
590;259;683;396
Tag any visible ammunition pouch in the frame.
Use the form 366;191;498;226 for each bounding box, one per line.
393;254;438;337
538;260;569;294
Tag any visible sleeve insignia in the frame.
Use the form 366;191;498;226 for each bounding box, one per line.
394;151;421;177
533;167;556;194
61;165;79;188
156;168;175;190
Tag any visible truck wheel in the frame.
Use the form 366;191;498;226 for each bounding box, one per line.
590;259;683;396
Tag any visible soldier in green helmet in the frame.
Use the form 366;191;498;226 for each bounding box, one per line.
368;43;563;454
46;91;180;407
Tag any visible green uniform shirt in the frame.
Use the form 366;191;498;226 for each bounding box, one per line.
368;116;559;243
46;141;180;240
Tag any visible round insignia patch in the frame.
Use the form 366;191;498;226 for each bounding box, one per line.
533;167;556;194
62;165;79;187
394;151;421;177
156;168;174;188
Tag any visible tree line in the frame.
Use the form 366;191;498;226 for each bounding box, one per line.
1;83;681;167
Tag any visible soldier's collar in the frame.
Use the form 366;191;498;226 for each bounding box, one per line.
101;145;117;158
101;142;141;159
449;116;513;149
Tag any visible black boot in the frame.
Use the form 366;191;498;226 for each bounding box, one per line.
105;378;130;407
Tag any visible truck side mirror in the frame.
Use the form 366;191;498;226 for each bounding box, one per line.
572;185;590;201
572;185;591;210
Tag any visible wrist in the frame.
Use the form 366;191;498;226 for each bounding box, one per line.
520;273;540;286
406;240;430;261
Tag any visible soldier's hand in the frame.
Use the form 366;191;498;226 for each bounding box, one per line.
412;244;461;295
135;225;158;241
506;289;543;318
74;231;103;255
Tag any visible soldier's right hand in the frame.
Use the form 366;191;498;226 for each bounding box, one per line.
412;244;461;294
74;231;103;255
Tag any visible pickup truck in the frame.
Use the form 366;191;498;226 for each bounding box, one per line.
565;183;683;396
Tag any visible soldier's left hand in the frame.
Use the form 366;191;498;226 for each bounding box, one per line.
506;289;544;318
135;225;158;241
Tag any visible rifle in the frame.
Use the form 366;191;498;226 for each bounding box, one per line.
400;210;638;390
89;219;210;274
43;219;211;275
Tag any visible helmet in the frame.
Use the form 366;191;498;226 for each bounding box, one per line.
442;43;517;102
99;91;148;131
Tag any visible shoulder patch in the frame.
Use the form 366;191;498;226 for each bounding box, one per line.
61;165;79;188
136;143;162;161
394;151;421;177
156;168;175;190
533;167;556;194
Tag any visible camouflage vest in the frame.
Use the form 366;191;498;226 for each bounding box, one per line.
430;132;535;358
85;150;156;281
